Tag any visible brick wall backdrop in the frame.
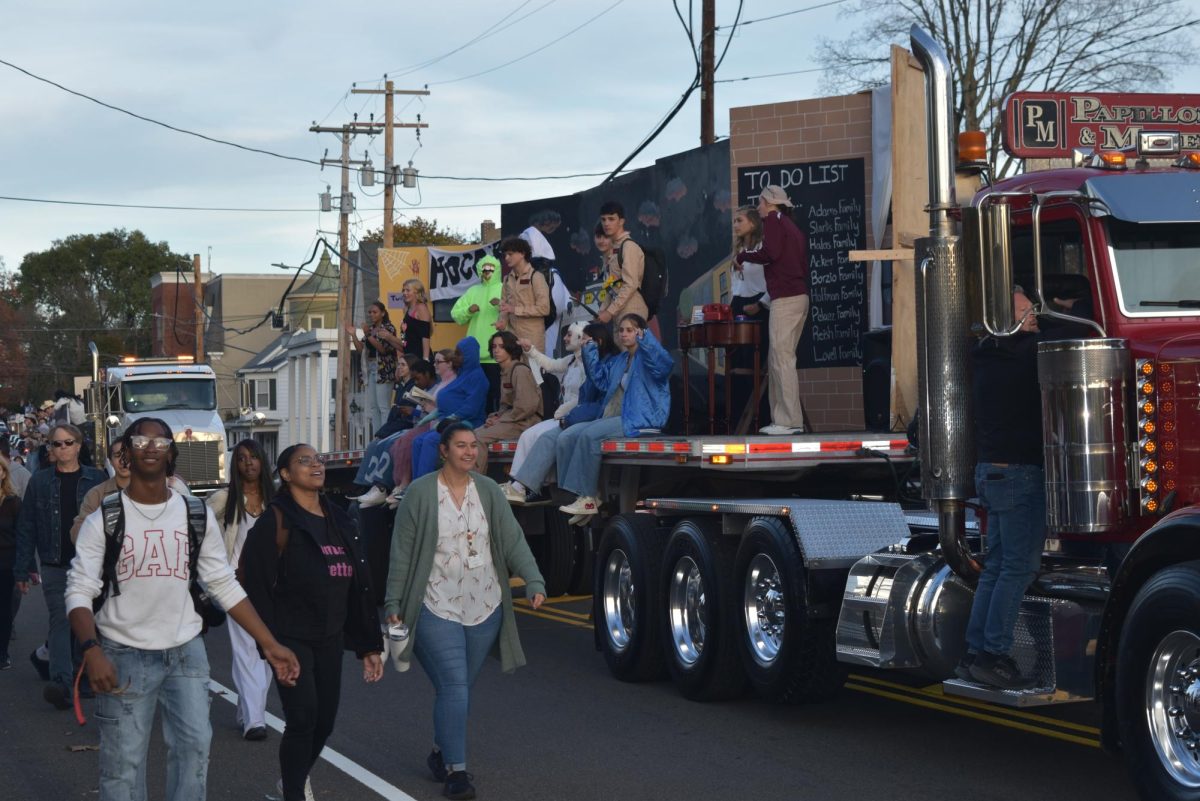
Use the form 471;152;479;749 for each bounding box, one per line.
729;91;874;432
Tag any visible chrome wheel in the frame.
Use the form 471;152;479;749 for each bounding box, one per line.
603;548;636;653
1147;629;1200;789
668;555;706;667
744;552;785;668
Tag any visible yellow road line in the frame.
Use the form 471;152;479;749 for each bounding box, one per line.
541;594;592;604
514;605;592;630
845;682;1101;748
848;673;1101;736
514;600;591;621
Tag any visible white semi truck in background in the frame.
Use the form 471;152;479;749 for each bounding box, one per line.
85;344;228;495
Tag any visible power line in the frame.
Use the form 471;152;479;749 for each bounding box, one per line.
0;195;503;212
430;0;627;86
716;66;824;83
717;0;848;29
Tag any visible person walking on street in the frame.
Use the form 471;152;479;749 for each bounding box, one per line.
959;290;1047;690
452;255;503;413
385;422;547;800
495;237;551;353
240;444;384;801
65;418;300;801
0;456;22;670
735;185;811;435
596;202;650;325
13;423;106;709
70;439;191;543
208;438;277;741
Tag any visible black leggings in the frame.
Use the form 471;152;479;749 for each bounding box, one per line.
0;551;14;660
276;635;344;801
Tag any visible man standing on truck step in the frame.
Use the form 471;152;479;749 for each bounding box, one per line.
958;288;1045;690
735;185;810;435
13;423;106;709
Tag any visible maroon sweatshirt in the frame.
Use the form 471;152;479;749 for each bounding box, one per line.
736;210;809;299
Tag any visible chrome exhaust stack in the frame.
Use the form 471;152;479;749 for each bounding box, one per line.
910;26;979;580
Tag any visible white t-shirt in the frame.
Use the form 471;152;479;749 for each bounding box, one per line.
66;490;248;650
732;261;770;305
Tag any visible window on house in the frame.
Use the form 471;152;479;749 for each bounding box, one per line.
309;315;324;330
254;432;278;464
253;378;277;411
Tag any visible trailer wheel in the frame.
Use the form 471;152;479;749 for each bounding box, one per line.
734;516;845;703
594;513;666;682
660;518;746;701
1118;563;1200;801
537;507;575;597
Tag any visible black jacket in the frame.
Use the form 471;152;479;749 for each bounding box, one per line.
972;331;1043;466
239;492;382;658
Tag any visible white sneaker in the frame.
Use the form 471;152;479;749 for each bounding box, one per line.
502;482;527;504
268;778;314;801
385;486;404;509
567;513;590;527
759;424;803;436
354;486;388;508
559;496;599;516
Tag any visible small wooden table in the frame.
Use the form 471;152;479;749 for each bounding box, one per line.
679;320;763;435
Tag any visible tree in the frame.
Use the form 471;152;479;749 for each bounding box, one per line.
17;229;190;397
361;216;469;246
0;269;37;407
820;0;1200;175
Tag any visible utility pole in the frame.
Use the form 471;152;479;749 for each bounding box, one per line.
192;253;205;362
350;83;429;248
700;0;716;146
311;104;426;449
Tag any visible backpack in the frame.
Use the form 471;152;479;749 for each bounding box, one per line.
530;257;558;329
616;239;668;319
93;491;226;631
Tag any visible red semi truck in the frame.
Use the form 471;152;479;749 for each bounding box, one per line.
321;27;1200;799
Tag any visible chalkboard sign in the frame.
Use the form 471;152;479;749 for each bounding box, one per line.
737;158;867;368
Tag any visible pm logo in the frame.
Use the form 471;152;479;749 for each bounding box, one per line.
1021;100;1060;149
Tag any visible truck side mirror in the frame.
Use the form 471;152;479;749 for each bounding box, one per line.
979;201;1016;336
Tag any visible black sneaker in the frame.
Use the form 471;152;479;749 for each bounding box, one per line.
43;681;71;710
443;771;475;800
29;649;49;681
243;726;268;741
0;656;11;670
427;749;448;782
953;653;975;681
969;651;1037;690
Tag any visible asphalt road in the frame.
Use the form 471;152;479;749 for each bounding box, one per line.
1;588;1138;801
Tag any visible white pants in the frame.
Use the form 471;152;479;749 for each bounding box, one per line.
767;294;810;429
510;417;561;477
228;617;272;734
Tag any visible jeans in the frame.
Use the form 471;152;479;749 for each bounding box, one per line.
964;463;1047;657
510;418;561;478
556;416;625;499
353;431;405;488
0;551;15;660
512;424;564;491
41;563;74;688
366;360;393;432
413;604;502;769
95;636;212;801
275;634;344;801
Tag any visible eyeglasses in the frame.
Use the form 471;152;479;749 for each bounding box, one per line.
129;435;172;450
433;358;446;364
292;455;322;467
51;439;77;448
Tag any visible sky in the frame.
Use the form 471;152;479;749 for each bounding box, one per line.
2;0;1199;276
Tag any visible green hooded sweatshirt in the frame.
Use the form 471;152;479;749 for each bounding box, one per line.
451;254;503;364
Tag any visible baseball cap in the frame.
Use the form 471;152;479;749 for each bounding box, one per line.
759;185;794;208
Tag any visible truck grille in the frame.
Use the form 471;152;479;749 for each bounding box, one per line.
174;440;221;484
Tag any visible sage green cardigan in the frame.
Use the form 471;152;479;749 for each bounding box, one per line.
383;470;547;673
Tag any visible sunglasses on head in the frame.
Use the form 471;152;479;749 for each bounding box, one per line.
51;439;77;448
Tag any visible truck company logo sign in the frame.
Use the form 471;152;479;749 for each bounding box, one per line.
1002;92;1200;158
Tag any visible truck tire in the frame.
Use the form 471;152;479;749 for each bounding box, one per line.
733;516;845;703
568;527;594;596
594;513;667;682
1117;563;1200;801
660;518;746;701
537;507;575;598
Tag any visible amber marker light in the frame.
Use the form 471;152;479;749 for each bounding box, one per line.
1143;439;1158;454
1142;380;1155;395
1142;458;1158;473
1142;400;1156;415
958;130;987;162
1143;497;1160;513
1139;360;1155;376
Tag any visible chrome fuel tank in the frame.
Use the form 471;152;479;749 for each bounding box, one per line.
1038;338;1132;533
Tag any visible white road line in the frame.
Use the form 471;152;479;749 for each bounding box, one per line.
208;679;419;801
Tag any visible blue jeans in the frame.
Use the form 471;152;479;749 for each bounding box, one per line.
412;430;441;480
354;431;405;487
964;463;1047;657
556;416;625;498
41;564;74;688
512;425;564;491
95;636;212;801
413;605;502;769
